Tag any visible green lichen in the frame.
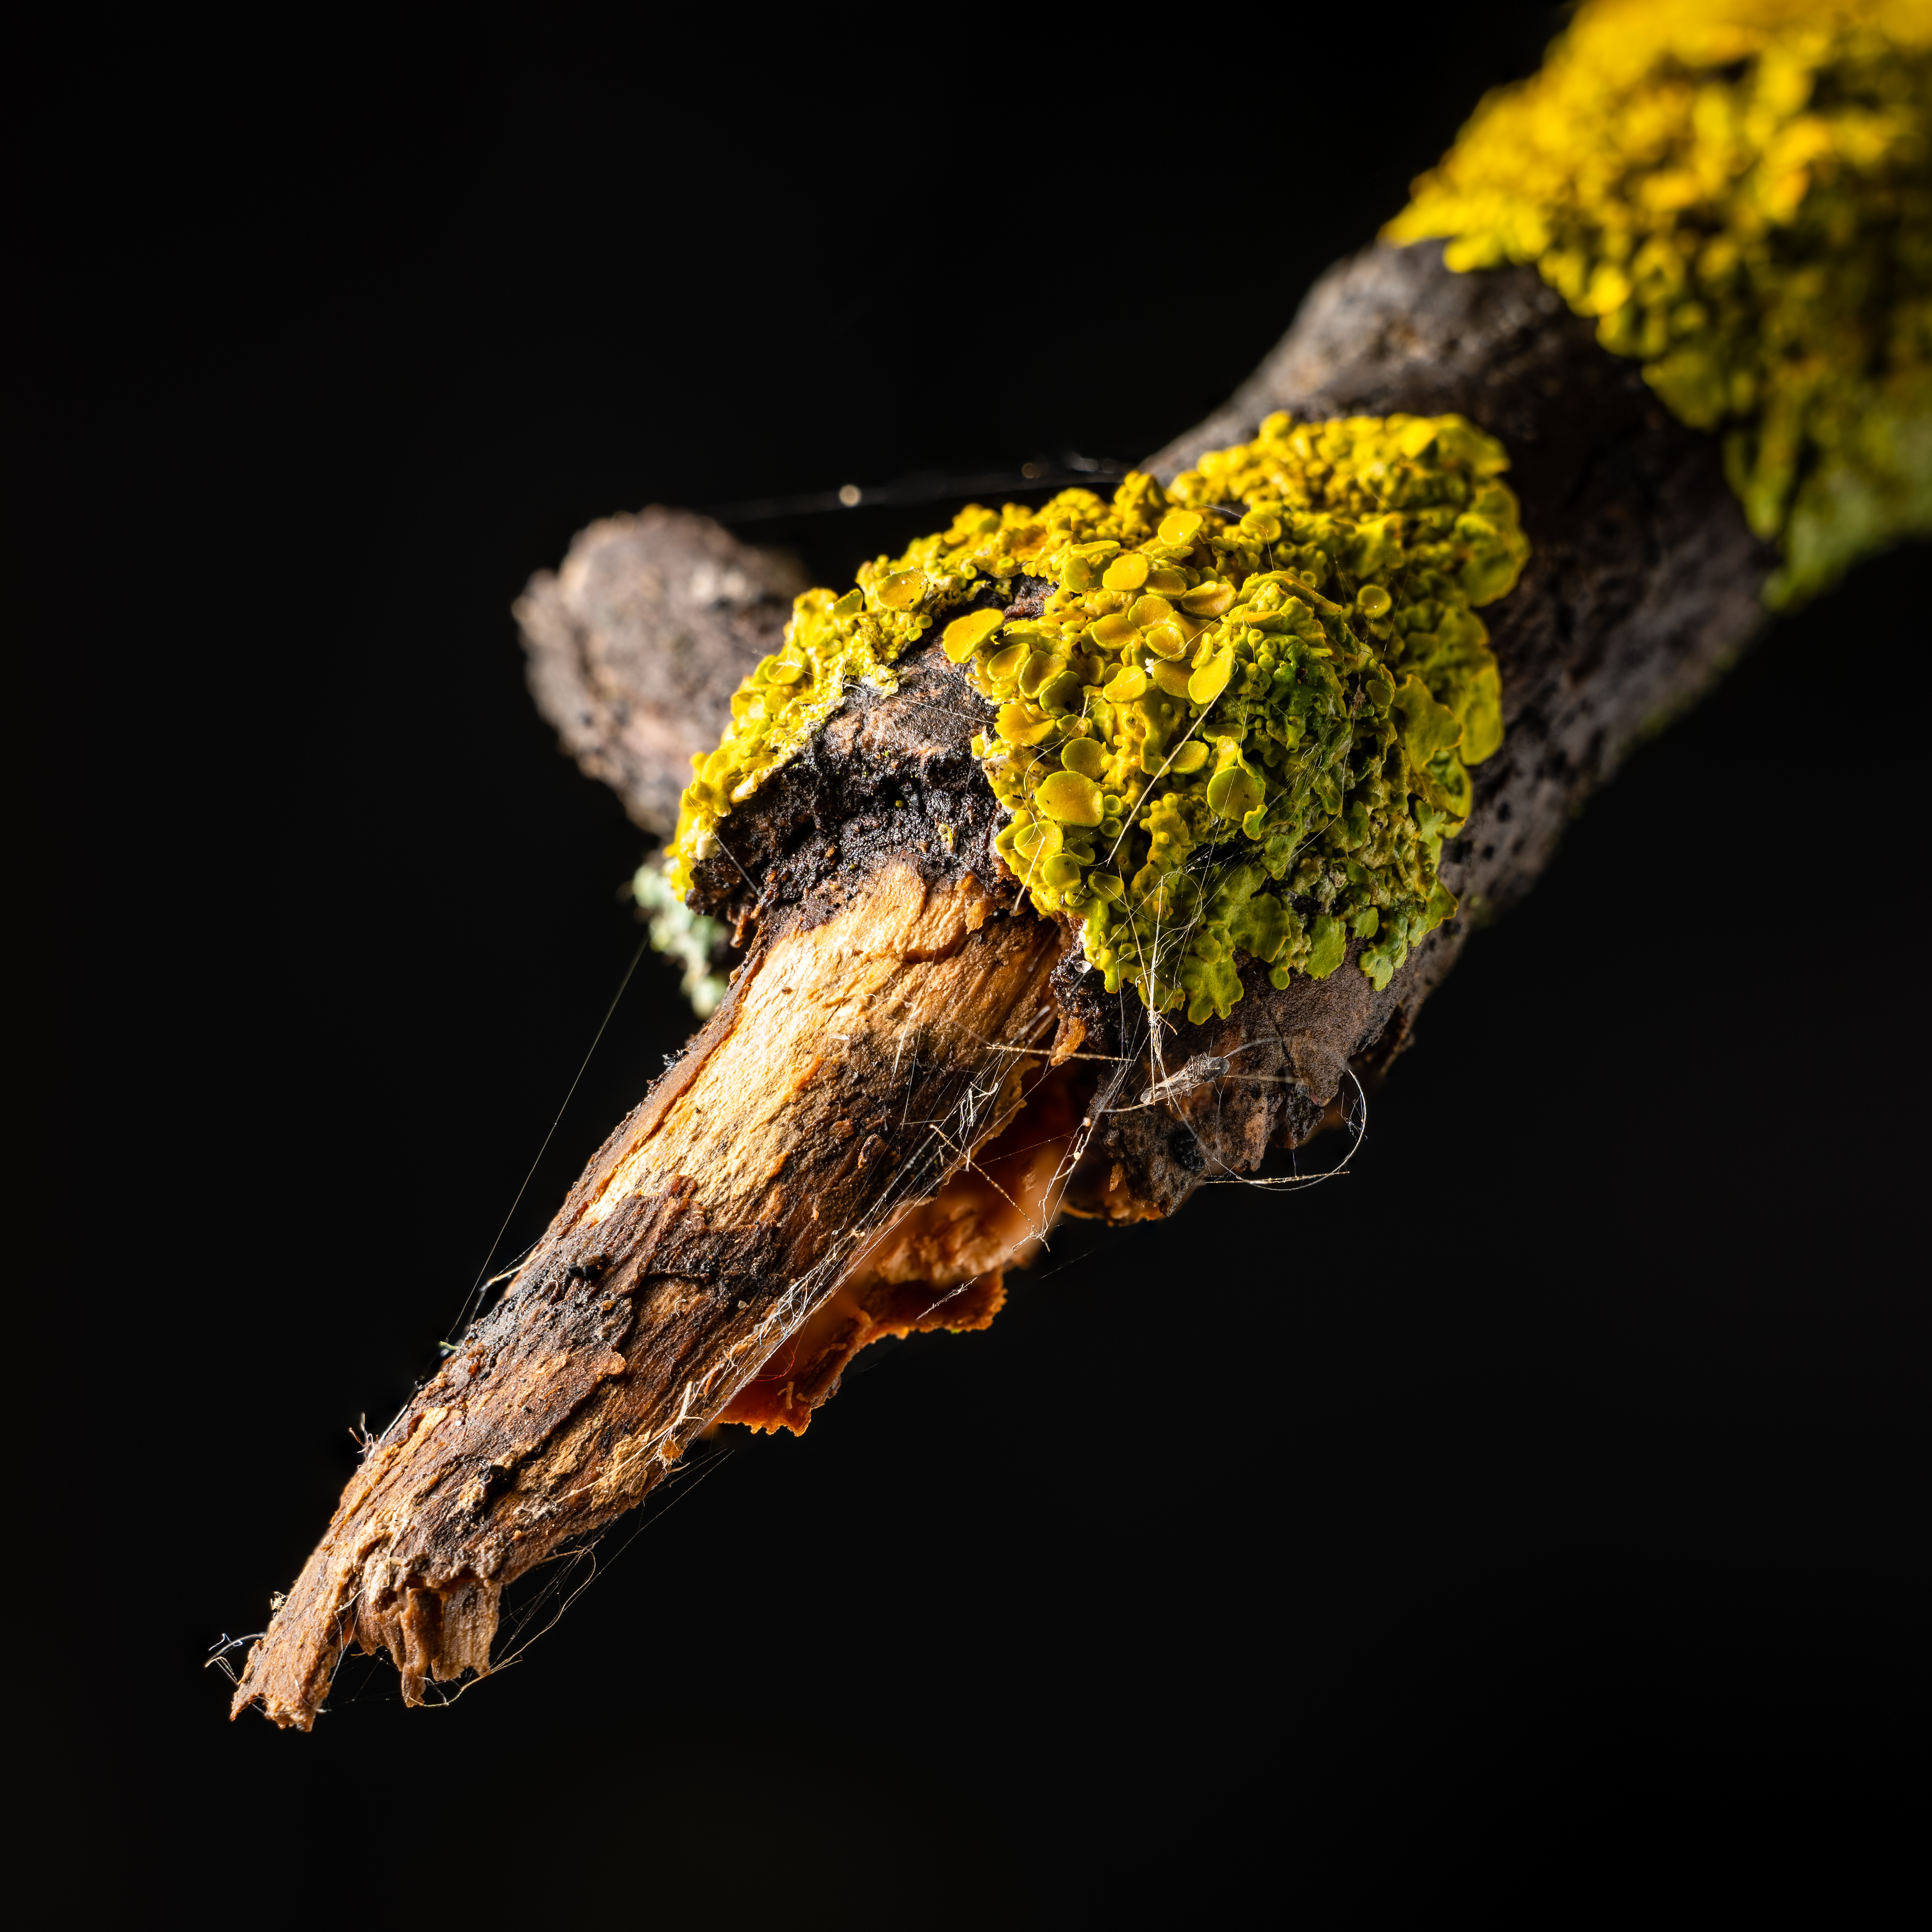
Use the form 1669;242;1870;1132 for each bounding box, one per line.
634;857;730;1017
1385;0;1932;607
668;412;1529;1022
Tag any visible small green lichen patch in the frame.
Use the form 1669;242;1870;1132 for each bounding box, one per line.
634;858;730;1016
1386;0;1932;607
667;413;1528;1023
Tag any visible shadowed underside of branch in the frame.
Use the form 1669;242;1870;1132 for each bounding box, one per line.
232;242;1769;1728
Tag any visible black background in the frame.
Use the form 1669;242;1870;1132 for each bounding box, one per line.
19;4;1926;1916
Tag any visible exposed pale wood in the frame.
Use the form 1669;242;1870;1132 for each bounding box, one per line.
230;862;1064;1727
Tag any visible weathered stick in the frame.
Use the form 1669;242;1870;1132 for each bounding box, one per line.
229;648;1074;1726
231;242;1768;1728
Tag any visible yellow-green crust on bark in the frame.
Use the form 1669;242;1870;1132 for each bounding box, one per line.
1386;0;1932;606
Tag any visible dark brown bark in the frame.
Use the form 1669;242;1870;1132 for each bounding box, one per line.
232;241;1771;1728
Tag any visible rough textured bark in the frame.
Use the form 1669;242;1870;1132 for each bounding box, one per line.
517;506;809;838
233;241;1772;1728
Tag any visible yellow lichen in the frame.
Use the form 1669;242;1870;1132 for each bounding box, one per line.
1386;0;1932;606
667;415;1529;1021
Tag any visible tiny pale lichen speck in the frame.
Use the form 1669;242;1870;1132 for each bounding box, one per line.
1386;0;1932;606
667;412;1529;1024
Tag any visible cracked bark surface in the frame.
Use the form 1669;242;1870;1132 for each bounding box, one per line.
231;241;1771;1728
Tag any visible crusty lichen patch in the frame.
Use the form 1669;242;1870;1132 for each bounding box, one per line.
668;412;1528;1024
1386;0;1932;607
